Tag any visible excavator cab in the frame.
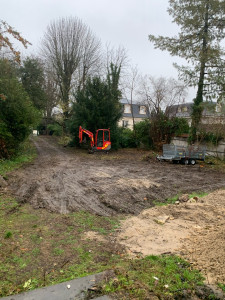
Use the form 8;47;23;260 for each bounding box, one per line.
95;129;111;151
79;126;111;152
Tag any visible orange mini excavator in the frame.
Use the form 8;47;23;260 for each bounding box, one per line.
79;126;111;153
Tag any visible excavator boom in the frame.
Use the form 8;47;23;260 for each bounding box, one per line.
79;126;94;148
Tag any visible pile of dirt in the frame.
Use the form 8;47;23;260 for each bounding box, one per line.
117;189;225;284
180;190;225;284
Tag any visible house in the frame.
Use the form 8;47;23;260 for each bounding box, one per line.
118;99;149;130
166;102;225;126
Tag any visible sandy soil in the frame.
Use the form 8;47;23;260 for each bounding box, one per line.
117;190;225;284
8;136;225;217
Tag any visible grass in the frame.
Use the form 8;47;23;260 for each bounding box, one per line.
0;140;36;176
96;255;205;299
218;283;225;292
0;194;210;299
189;191;209;198
0;194;124;297
71;211;121;234
153;191;209;206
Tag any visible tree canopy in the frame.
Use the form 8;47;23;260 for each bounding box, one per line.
20;57;47;111
0;20;31;64
0;59;40;158
149;0;225;139
70;64;122;147
41;17;101;126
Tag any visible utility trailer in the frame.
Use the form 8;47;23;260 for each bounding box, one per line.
157;144;206;165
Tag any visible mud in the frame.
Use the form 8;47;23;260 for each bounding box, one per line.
9;136;225;216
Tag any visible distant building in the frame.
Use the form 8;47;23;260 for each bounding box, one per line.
118;99;149;130
166;102;225;126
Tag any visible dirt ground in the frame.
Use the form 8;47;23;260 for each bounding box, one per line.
117;190;225;284
7;136;225;286
8;136;225;216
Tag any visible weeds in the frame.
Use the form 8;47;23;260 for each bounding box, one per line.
99;255;204;299
4;231;12;239
0;195;124;297
218;283;225;292
204;156;225;172
53;248;64;256
0;140;36;176
154;191;209;206
72;211;121;234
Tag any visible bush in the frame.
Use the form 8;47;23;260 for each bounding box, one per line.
198;131;223;145
0;59;40;158
148;113;190;149
118;127;137;148
116;117;189;150
47;123;63;136
168;117;189;136
134;119;152;148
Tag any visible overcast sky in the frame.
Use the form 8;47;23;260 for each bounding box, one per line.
1;0;195;100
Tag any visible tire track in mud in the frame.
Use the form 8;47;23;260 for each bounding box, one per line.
10;137;115;216
8;136;225;216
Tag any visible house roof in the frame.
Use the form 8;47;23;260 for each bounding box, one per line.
120;99;149;118
120;98;129;104
166;102;193;118
120;98;144;105
166;102;218;118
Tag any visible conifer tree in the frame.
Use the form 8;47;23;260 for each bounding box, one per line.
70;64;122;147
20;57;47;111
149;0;225;140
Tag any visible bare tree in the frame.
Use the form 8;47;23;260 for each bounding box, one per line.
43;65;59;120
104;44;128;82
139;76;187;117
75;27;102;91
41;17;101;127
122;65;141;130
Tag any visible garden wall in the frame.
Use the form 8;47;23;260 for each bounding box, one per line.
171;137;225;159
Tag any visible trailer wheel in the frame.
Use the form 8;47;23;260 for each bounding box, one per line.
184;159;189;165
189;159;196;165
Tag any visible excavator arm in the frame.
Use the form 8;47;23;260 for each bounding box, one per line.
79;126;95;148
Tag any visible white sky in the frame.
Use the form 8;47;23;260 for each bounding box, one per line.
1;0;196;100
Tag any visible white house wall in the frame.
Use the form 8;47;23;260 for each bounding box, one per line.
118;117;146;130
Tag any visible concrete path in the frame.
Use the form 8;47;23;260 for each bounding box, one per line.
1;273;112;300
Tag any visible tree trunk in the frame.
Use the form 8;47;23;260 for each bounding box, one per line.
190;0;209;142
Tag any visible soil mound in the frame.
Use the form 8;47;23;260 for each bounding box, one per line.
117;189;225;284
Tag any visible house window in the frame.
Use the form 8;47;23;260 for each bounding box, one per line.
182;106;187;112
178;107;181;113
122;120;129;128
139;105;146;114
124;104;131;113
